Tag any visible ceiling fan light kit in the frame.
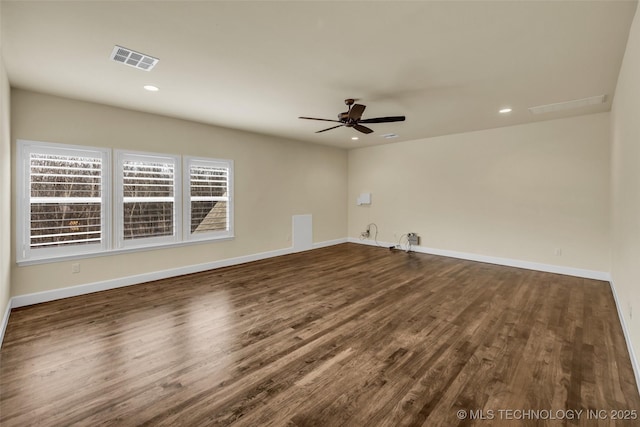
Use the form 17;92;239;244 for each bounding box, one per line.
299;99;405;135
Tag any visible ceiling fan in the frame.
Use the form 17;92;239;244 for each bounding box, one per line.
299;99;405;134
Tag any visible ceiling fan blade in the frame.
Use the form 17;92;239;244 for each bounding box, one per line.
354;124;374;134
359;116;406;124
348;104;366;120
299;117;342;123
316;125;344;133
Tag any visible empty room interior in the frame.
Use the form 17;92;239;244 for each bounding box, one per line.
2;0;640;425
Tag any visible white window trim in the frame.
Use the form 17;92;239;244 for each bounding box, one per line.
16;142;235;265
16;139;112;263
183;156;234;242
115;150;182;249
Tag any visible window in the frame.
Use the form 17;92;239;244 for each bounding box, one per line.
17;141;233;263
184;157;233;240
17;140;111;261
115;151;181;248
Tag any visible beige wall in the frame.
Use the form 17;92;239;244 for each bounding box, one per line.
10;89;347;296
1;2;12;323
348;113;611;272
611;5;640;366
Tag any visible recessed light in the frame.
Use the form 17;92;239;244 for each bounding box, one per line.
143;85;159;92
499;107;512;114
351;137;359;140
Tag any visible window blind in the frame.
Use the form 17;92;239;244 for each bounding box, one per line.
29;152;103;249
188;162;229;234
122;159;175;240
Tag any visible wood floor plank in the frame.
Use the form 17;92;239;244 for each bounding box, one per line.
1;243;639;426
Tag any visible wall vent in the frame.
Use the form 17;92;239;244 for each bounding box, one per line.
110;45;159;71
528;95;606;115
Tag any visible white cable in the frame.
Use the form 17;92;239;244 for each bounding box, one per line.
366;223;383;247
397;233;408;251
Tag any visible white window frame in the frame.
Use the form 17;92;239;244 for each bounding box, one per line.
16;142;235;265
183;156;234;242
115;150;182;249
16;140;111;262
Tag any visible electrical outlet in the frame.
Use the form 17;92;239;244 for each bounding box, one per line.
71;263;80;274
361;229;370;239
554;248;562;256
407;232;419;245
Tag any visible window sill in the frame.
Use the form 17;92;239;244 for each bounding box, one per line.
16;235;235;267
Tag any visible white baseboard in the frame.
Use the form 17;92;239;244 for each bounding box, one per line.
348;237;610;281
609;278;640;396
351;237;640;395
0;298;10;348
4;237;638;399
11;247;289;308
1;239;346;349
10;239;345;309
2;235;627;385
313;238;348;249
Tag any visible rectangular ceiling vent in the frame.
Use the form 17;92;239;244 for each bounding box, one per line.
528;95;606;115
110;45;159;71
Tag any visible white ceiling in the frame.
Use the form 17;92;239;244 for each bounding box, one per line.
1;0;637;148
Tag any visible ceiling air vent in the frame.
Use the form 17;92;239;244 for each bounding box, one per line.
110;45;159;71
528;95;606;115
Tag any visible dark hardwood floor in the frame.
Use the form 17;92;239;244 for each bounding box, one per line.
1;243;639;426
